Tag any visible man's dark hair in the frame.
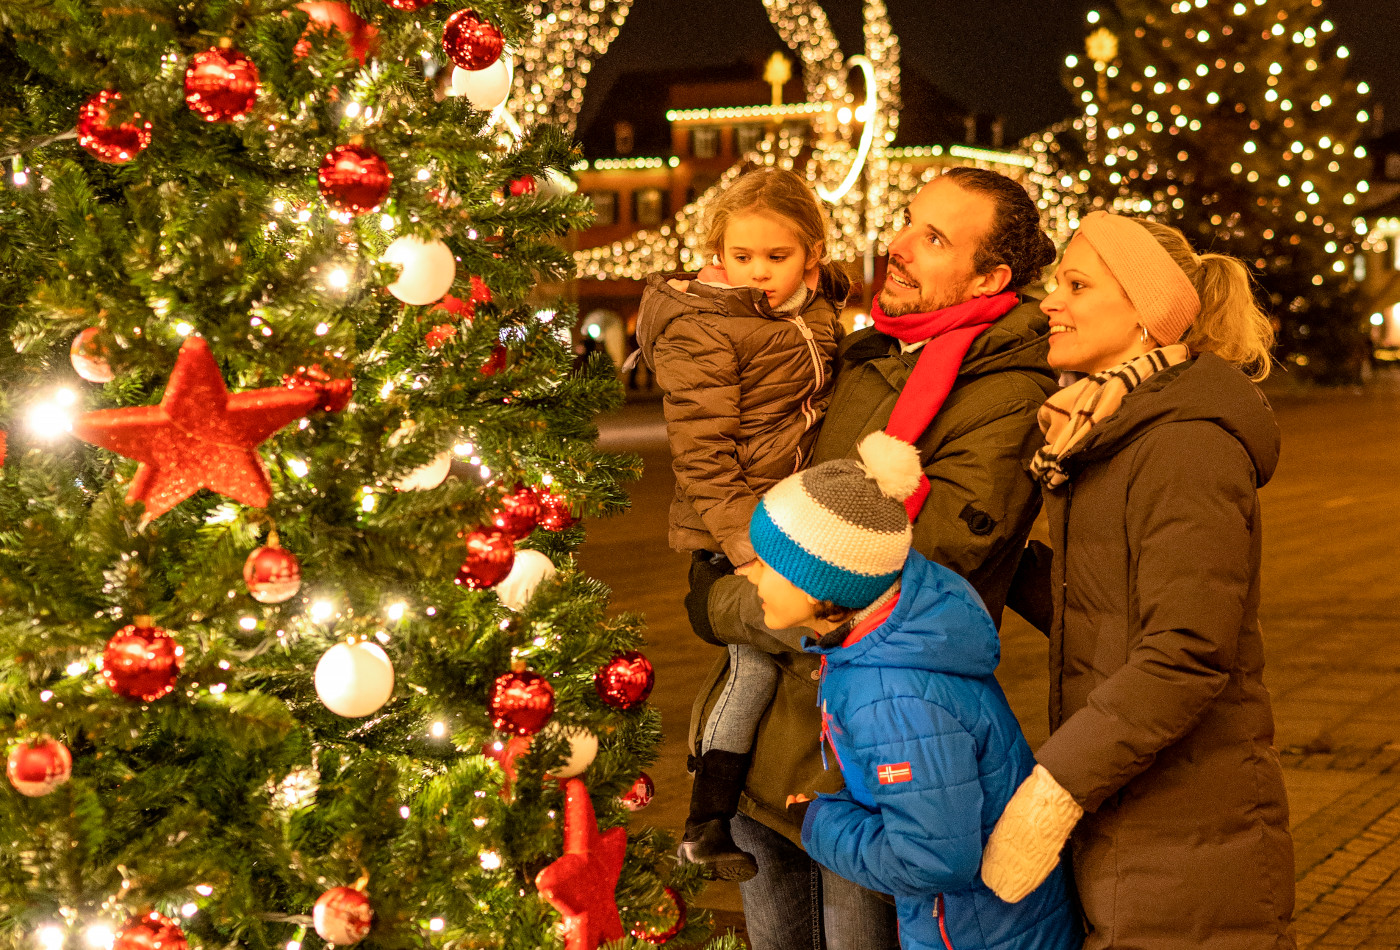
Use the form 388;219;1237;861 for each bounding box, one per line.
941;166;1056;291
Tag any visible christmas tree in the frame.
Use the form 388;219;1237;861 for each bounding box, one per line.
1037;0;1374;381
0;2;721;948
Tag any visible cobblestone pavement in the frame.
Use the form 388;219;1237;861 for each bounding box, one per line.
578;374;1400;947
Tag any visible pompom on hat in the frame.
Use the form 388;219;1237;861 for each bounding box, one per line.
750;431;920;609
1076;211;1201;346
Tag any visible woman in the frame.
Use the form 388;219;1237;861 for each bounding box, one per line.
979;211;1295;949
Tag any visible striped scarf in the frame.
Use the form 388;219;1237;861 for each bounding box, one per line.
1030;344;1192;488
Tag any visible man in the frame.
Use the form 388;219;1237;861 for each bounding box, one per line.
686;167;1060;950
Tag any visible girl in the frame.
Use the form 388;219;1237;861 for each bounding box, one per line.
632;166;847;880
981;211;1295;948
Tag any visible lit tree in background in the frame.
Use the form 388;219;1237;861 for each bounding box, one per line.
0;1;721;948
1038;0;1375;381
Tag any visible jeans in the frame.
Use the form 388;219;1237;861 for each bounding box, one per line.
702;643;780;754
731;813;899;950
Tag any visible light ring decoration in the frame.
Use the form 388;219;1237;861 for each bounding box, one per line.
817;54;878;204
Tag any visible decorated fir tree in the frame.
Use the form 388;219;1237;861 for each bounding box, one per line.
1043;0;1375;380
0;2;721;949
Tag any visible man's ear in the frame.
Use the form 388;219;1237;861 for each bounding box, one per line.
971;263;1013;297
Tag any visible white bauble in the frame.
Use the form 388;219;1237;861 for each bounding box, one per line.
543;723;597;778
450;52;512;111
383;237;456;305
496;549;557;610
315;641;395;718
393;451;453;491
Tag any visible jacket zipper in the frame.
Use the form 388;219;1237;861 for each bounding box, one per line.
788;313;824;437
936;894;955;949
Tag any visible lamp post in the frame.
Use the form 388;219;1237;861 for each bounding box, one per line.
764;52;792;107
1085;26;1118;165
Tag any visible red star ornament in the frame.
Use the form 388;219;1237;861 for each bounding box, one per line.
72;337;324;520
534;778;628;950
482;734;531;800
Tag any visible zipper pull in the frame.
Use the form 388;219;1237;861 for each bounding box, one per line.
791;314;814;340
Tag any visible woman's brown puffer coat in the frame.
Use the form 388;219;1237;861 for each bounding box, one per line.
635;272;842;565
1020;353;1295;950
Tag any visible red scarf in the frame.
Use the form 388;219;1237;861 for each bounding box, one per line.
872;291;1020;519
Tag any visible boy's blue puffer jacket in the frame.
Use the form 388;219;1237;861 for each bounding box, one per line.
800;551;1082;950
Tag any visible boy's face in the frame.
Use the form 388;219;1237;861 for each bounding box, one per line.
721;212;817;307
748;559;821;631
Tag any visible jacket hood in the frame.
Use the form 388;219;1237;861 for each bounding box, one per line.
1064;352;1280;488
806;551;1000;678
635;272;802;370
837;295;1057;390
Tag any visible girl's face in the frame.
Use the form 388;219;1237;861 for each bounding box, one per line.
749;559;821;632
721;212;818;306
1041;234;1155;374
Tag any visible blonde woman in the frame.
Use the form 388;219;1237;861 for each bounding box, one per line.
982;211;1294;948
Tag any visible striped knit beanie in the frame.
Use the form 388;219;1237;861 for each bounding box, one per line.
749;431;921;609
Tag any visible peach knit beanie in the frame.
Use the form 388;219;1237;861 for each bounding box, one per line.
1076;211;1201;346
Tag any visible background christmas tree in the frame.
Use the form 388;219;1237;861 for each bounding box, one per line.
1039;0;1375;382
0;1;724;948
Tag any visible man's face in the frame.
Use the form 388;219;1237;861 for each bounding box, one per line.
878;177;1003;316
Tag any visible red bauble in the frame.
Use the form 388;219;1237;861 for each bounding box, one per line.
70;337;323;520
456;529;516;590
283;363;353;412
488;669;555;735
243;543;302;604
6;737;73;797
313;886;374;945
534;487;578;531
620;771;654;812
535;778;628;950
442;10;504;70
594;651;655;710
491;485;541;540
295;2;380;65
631;887;687;945
102;622;183;702
509;175;537;197
319;143;393;216
77;90;152;164
480;344;508;377
70;326;115;383
184;47;260;123
113;913;187;950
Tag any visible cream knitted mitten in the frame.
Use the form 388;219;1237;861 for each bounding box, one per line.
980;764;1084;903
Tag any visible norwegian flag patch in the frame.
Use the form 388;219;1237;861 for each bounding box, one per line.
877;762;913;785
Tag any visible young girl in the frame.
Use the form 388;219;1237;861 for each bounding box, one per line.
753;431;1082;950
632;167;848;880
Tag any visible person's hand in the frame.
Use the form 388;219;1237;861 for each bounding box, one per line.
666;278;691;293
734;559;759;579
695;264;730;285
980;765;1083;903
786;793;812;825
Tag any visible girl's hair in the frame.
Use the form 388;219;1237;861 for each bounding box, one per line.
1139;219;1275;381
703;167;852;304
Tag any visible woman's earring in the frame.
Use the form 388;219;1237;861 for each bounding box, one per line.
1139;324;1151;345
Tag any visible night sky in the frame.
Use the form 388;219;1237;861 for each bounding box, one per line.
579;0;1400;143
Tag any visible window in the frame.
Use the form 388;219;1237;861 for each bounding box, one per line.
634;188;667;226
1386;153;1400;181
735;124;765;155
691;127;720;159
614;121;634;155
588;190;618;227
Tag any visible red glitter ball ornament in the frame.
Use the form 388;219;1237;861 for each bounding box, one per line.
441;9;504;70
6;737;73;798
455;529;515;590
631;887;687;945
508;174;536;197
319;143;393;216
491;485;541;540
488;669;555;735
313;886;374;945
70;326;115;383
184;46;260;123
480;344;508;377
102;621;183;702
534;486;577;531
620;771;655;811
594;651;655;710
295;2;379;65
113;913;188;950
243;541;302;604
77;90;152;164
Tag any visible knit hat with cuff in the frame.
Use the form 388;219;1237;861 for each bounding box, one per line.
750;431;921;609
